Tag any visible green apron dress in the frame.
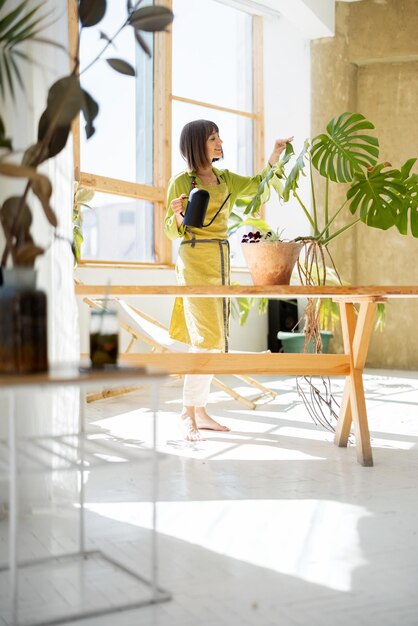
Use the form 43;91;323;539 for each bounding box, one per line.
170;180;231;351
164;164;272;353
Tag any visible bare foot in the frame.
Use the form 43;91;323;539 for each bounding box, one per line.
180;415;204;442
195;408;230;432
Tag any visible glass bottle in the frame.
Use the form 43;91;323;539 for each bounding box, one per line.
89;308;119;369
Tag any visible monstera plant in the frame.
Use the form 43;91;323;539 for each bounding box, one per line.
0;0;174;268
244;112;418;246
232;112;416;345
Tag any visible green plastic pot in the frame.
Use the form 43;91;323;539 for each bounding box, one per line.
277;330;333;354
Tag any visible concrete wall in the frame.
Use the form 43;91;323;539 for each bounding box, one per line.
311;0;418;369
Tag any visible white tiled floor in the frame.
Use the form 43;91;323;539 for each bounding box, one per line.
1;370;418;626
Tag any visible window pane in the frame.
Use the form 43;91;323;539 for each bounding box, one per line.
81;192;154;262
172;0;252;112
171;101;253;177
79;0;154;184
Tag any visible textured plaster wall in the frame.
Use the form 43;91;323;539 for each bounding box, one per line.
311;0;418;369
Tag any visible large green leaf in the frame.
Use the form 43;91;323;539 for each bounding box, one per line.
243;147;292;216
347;163;406;231
311;112;379;183
283;140;309;201
243;167;275;215
391;159;418;237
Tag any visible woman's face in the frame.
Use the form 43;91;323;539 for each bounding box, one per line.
206;130;223;162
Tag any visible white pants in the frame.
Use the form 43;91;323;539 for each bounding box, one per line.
183;346;221;407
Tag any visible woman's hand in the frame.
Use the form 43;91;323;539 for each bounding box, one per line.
268;136;294;166
171;194;188;226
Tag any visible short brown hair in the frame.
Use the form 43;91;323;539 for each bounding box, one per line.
179;119;219;171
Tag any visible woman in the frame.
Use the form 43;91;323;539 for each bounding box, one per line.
164;120;292;441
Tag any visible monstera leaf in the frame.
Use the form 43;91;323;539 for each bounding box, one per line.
243;143;293;215
244;167;276;215
347;163;406;231
282;140;309;201
393;159;418;237
311;112;379;183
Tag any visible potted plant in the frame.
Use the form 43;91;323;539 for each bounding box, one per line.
241;229;302;286
0;0;173;373
232;112;417;351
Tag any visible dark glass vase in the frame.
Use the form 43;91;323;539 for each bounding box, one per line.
0;268;48;374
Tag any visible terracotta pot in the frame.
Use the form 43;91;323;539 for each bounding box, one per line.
242;241;303;285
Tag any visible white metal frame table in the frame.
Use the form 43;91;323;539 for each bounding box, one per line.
0;365;170;626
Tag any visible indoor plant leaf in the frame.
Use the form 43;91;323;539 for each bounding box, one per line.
0;114;12;149
15;241;44;265
0;196;32;236
311;112;379;183
45;75;84;127
392;159;418;237
0;1;34;37
106;58;136;76
79;0;107;28
0;163;57;227
128;5;174;32
0;1;51;100
228;212;270;236
35;75;85;161
244;168;275;215
37;115;71;161
81;89;99;139
283;140;309;201
134;30;151;57
347;163;406;231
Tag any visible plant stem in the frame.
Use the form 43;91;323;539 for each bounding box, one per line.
293;189;316;231
79;19;129;76
317;198;348;241
309;159;319;236
324;177;329;241
322;218;360;245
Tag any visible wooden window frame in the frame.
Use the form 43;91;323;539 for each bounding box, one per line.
68;1;264;268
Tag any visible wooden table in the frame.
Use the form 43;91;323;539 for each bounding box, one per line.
75;285;418;467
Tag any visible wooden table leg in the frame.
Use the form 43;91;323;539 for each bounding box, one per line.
334;300;376;466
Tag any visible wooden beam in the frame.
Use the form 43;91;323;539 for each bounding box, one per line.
253;16;265;175
171;95;257;119
154;0;172;265
74;284;418;299
78;172;165;202
119;352;350;376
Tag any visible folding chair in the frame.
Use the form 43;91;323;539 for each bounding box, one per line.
83;297;277;409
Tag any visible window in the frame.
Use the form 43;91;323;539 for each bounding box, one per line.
171;0;264;266
71;0;170;264
71;0;263;267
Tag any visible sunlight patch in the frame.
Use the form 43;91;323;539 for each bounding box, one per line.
84;499;370;592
